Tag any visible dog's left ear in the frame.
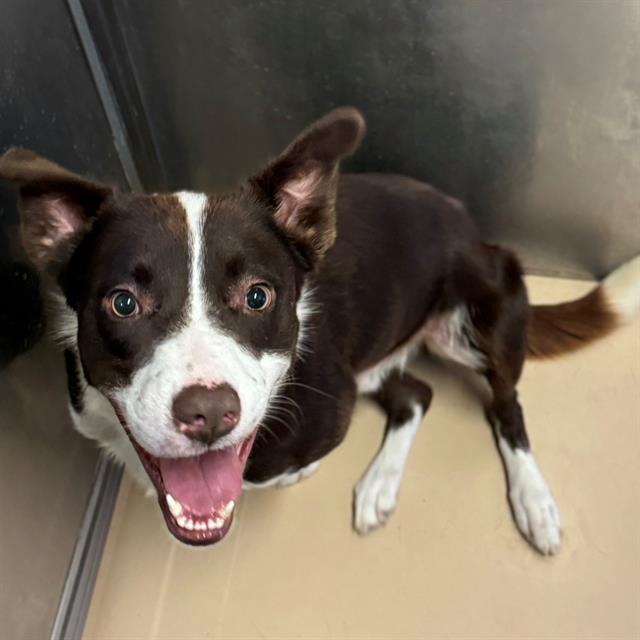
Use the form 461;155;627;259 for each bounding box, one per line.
0;148;113;272
251;107;365;266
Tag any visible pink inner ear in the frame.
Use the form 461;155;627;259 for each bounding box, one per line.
43;196;82;241
24;195;87;267
41;195;87;244
275;170;323;230
282;172;322;202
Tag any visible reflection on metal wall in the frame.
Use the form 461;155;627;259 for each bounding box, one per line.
86;0;639;278
0;2;126;638
0;1;126;365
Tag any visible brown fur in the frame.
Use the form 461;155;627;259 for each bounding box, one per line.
250;107;365;265
152;194;188;240
526;287;617;360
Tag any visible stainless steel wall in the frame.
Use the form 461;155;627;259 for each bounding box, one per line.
0;2;126;638
86;0;640;278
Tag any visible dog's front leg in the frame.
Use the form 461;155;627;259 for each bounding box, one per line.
353;371;433;534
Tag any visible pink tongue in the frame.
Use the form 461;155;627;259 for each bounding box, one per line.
159;447;243;515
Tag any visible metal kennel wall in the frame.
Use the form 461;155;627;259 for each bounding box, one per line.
1;1;638;638
0;1;127;639
84;0;640;278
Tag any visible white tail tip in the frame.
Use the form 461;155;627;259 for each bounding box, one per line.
602;255;640;322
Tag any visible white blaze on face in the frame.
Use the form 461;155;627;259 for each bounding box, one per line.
112;191;291;458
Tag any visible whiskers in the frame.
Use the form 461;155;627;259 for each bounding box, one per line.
278;379;338;402
257;373;337;445
257;393;302;444
270;393;303;420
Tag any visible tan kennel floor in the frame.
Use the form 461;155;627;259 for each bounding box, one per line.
84;275;640;640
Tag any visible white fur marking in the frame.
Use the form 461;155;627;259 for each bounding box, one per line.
602;254;640;322
295;285;320;360
353;402;423;534
423;305;485;370
48;292;79;348
68;363;154;496
47;294;155;494
497;434;561;555
243;460;321;490
112;191;290;458
356;343;418;394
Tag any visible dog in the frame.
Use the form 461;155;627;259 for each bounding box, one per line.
1;108;638;554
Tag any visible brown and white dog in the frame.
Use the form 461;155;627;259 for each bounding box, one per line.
1;108;638;554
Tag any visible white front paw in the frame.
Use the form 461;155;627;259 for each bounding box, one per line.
509;480;561;555
353;460;401;535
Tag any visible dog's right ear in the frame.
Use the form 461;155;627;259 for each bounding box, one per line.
250;107;365;267
0;148;113;272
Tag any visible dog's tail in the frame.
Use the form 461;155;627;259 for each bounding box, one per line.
526;255;640;360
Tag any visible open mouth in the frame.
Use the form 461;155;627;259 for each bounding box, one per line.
114;408;257;545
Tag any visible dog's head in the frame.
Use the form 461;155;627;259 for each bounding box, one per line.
0;107;365;544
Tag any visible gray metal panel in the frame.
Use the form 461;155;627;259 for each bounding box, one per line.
49;454;123;640
89;0;639;278
0;1;127;638
0;2;125;188
0;0;127;363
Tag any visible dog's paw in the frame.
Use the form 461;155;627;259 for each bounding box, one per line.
353;459;401;535
509;476;561;555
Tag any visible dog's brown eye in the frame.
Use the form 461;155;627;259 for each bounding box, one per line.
245;284;272;311
110;291;139;318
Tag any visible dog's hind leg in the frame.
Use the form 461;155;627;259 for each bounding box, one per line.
450;247;561;555
486;369;561;555
422;247;561;553
353;371;432;534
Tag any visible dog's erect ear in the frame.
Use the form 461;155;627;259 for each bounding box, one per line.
0;148;113;272
251;107;365;265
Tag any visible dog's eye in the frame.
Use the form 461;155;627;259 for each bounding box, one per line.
110;291;139;318
245;284;273;312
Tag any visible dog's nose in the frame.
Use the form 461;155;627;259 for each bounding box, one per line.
171;384;240;445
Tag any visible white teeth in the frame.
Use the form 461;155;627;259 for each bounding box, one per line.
166;494;183;517
173;506;230;533
220;501;235;518
177;516;217;532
